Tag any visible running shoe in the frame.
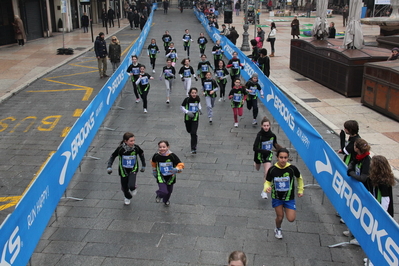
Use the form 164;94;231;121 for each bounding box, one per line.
135;98;141;103
144;108;147;113
191;150;197;154
164;201;170;207
274;228;283;239
132;188;138;196
261;191;268;199
155;195;161;203
252;119;257;125
234;123;238;128
152;69;155;73
218;98;222;102
124;198;131;205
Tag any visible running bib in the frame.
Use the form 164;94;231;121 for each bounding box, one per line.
169;53;176;58
164;37;170;42
201;65;209;72
204;81;212;91
164;69;173;77
122;155;136;168
140;76;149;85
216;70;224;77
249;86;257;95
199;38;205;44
188;103;198;112
232;61;239;69
215;49;221;55
262;140;273;151
183;69;191;77
355;164;361;176
233;93;242;102
184;35;190;41
150;48;157;54
132;67;140;75
159;161;173;176
274;176;290;192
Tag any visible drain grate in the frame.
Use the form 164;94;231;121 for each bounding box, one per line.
301;98;321;102
295;78;309;81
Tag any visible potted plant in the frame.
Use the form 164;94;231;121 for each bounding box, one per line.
58;18;63;32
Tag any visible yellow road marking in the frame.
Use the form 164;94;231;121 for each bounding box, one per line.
28;86;93;101
61;127;71;137
73;109;83;117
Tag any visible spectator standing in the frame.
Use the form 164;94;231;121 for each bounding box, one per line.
343;5;349;27
229;26;239;45
108;36;121;73
268;22;276;57
235;1;241;16
12;15;26;46
220;24;230;37
133;10;140;29
108;7;115;27
140;14;147;31
81;12;89;33
256;27;265;48
101;8;107;27
257;48;270;77
127;9;134;29
163;0;169;14
291;16;300;39
94;32;108;78
328;22;336;38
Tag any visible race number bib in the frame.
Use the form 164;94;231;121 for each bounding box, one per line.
232;61;239;69
150;48;157;54
215;49;221;55
140;76;149;85
233;93;242;102
184;35;190;41
262;140;273;151
216;70;224;77
132;67;140;75
204;81;212;91
183;69;191;77
188;103;198;112
164;69;173;77
249;86;257;95
201;65;209;72
164;37;170;42
159;161;173;176
169;53;176;58
122;155;136;168
274;176;290;192
199;38;205;44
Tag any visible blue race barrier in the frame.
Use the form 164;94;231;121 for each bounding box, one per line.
0;5;156;266
194;8;399;266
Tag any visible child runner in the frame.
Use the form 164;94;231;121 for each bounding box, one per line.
166;42;178;67
147;38;160;73
257;48;270;77
227;51;244;87
197;32;208;56
107;132;146;205
162;30;172;54
135;65;154;113
212;40;224;68
181;87;202;154
228;78;247;128
228;251;247;266
245;73;264;125
197;54;214;85
263;148;304;239
202;72;219;124
126;55;143;103
253;116;280;199
182;29;193;57
159;58;176;104
151;140;184;206
214;59;229;102
179;58;197;96
338;120;360;165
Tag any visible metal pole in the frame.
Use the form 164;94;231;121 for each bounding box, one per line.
241;0;250;51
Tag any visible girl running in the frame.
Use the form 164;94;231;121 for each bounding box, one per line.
181;87;202;154
202;72;219;124
227;52;244;87
166;42;178;67
135;65;154;113
147;38;160;73
162;30;172;54
182;29;193;57
107;132;146;205
212;40;224;67
151;140;184;206
197;32;208;56
126;55;143;103
179;58;197;96
214;59;229;102
197;54;214;85
245;73;264;125
228;78;247;128
263;148;304;239
159;58;176;104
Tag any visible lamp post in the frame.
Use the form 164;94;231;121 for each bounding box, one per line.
241;0;250;51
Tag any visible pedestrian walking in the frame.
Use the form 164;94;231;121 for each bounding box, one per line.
179;58;197;96
108;36;121;73
147;38;160;73
107;132;146;205
214;59;229;102
338;120;360;165
291;16;300;39
180;88;202;154
162;30;172;54
107;7;115;27
257;48;270;77
228;78;247;128
245;73;264;125
197;54;214;85
253;116;280;199
212;40;224;67
135;65;154;113
166;42;178;66
12;15;26;46
159;58;176;104
94;32;108;78
202;72;219;124
127;55;143;103
81;12;89;33
263;148;304;239
268;22;276;57
151;140;184;206
182;29;193;57
226;51;244;87
197;32;208;56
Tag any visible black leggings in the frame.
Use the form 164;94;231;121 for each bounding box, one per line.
218;81;226;98
132;81;140;99
140;90;149;109
185;120;198;150
184;45;190;57
150;57;156;70
120;171;137;199
247;98;258;119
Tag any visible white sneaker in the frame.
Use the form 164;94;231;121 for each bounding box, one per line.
234;123;238;128
152;69;155;73
135;98;141;103
252;119;257;125
343;230;351;237
132;189;138;196
274;228;283;239
261;191;268;199
218;98;222;102
166;99;170;104
124;198;131;205
349;238;359;245
143;108;147;113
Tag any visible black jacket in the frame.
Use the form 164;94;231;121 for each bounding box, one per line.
94;36;107;58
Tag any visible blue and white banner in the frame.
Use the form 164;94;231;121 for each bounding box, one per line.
0;6;155;266
195;8;399;266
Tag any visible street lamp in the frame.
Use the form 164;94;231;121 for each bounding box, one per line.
241;0;250;51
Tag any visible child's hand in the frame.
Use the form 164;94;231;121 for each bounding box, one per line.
228;95;233;99
266;187;271;193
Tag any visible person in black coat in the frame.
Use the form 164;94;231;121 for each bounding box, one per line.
81;12;89;33
163;0;169;14
107;7;115;27
257;48;270;77
229;26;239;45
101;9;107;27
94;32;108;78
328;22;336;38
128;9;134;29
140;14;147;31
133;10;140;29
